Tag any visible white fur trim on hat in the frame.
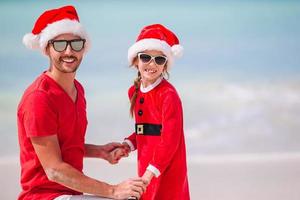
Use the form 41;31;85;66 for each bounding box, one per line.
128;38;174;68
23;19;90;54
171;44;184;58
23;33;40;49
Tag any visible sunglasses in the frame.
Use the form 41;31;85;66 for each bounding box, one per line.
137;53;167;66
48;39;86;52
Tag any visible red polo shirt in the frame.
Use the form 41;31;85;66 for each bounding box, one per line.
17;72;88;200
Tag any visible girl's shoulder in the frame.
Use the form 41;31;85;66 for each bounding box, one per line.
128;85;136;99
159;79;177;93
157;79;180;99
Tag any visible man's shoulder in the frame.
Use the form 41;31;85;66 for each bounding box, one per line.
74;79;85;95
18;74;55;109
24;74;52;94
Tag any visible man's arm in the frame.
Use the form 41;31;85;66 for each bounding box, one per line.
84;143;127;164
31;135;146;199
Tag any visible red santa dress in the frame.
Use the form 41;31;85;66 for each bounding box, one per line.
125;77;190;200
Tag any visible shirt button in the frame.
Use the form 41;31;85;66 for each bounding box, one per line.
139;97;144;104
138;110;143;116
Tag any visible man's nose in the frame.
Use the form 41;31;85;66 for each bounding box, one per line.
64;44;73;54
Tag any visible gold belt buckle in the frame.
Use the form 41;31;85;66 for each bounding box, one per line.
137;124;144;135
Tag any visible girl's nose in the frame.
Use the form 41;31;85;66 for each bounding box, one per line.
149;58;156;66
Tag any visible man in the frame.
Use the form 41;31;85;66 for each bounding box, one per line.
18;5;146;200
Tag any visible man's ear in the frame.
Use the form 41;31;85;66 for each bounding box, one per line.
45;45;50;56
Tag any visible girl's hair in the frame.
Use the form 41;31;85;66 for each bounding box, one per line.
130;71;141;117
129;57;169;118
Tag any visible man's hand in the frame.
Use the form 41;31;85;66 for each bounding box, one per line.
101;142;126;164
101;142;124;153
85;143;130;164
112;178;147;200
109;147;130;164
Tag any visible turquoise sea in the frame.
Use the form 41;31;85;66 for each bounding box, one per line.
0;0;300;158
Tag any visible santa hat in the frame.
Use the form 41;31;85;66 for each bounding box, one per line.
128;24;183;69
23;5;90;54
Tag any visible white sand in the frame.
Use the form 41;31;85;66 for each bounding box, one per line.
1;153;300;199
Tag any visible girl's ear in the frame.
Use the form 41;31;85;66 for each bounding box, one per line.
133;57;138;66
163;64;168;72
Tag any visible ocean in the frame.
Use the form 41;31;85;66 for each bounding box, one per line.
1;0;300;156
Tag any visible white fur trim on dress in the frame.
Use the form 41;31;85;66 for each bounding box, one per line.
147;164;161;177
140;76;163;93
23;19;90;54
124;139;135;151
128;38;174;68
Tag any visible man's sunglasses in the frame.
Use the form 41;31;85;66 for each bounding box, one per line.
137;53;168;66
48;39;86;52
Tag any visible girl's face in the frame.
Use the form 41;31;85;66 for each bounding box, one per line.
135;50;167;87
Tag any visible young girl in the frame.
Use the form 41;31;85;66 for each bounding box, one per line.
115;24;190;200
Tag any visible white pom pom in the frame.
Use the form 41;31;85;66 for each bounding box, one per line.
171;44;184;58
22;33;40;49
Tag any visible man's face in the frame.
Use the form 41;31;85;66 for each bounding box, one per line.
46;33;85;74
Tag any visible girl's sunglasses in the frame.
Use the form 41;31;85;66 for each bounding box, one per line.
137;53;167;66
48;39;86;52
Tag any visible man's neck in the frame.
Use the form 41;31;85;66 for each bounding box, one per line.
46;69;76;95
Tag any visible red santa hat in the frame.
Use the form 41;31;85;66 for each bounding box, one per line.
23;5;90;54
128;24;183;69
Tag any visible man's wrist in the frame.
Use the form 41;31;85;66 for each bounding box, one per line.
99;145;110;160
84;144;103;158
107;183;116;199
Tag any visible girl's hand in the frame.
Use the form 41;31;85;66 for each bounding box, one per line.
122;142;132;155
107;147;129;164
142;170;154;186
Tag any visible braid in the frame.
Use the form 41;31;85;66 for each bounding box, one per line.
130;71;141;118
163;70;170;80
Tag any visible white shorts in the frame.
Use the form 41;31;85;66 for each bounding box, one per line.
54;195;111;200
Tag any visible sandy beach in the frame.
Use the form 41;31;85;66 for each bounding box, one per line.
1;153;300;200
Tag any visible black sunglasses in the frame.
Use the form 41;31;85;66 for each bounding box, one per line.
48;39;86;52
137;53;168;66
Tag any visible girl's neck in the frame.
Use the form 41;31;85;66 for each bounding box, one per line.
140;76;163;93
141;75;163;88
141;80;154;88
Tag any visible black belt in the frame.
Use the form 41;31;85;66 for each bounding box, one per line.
135;123;162;136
